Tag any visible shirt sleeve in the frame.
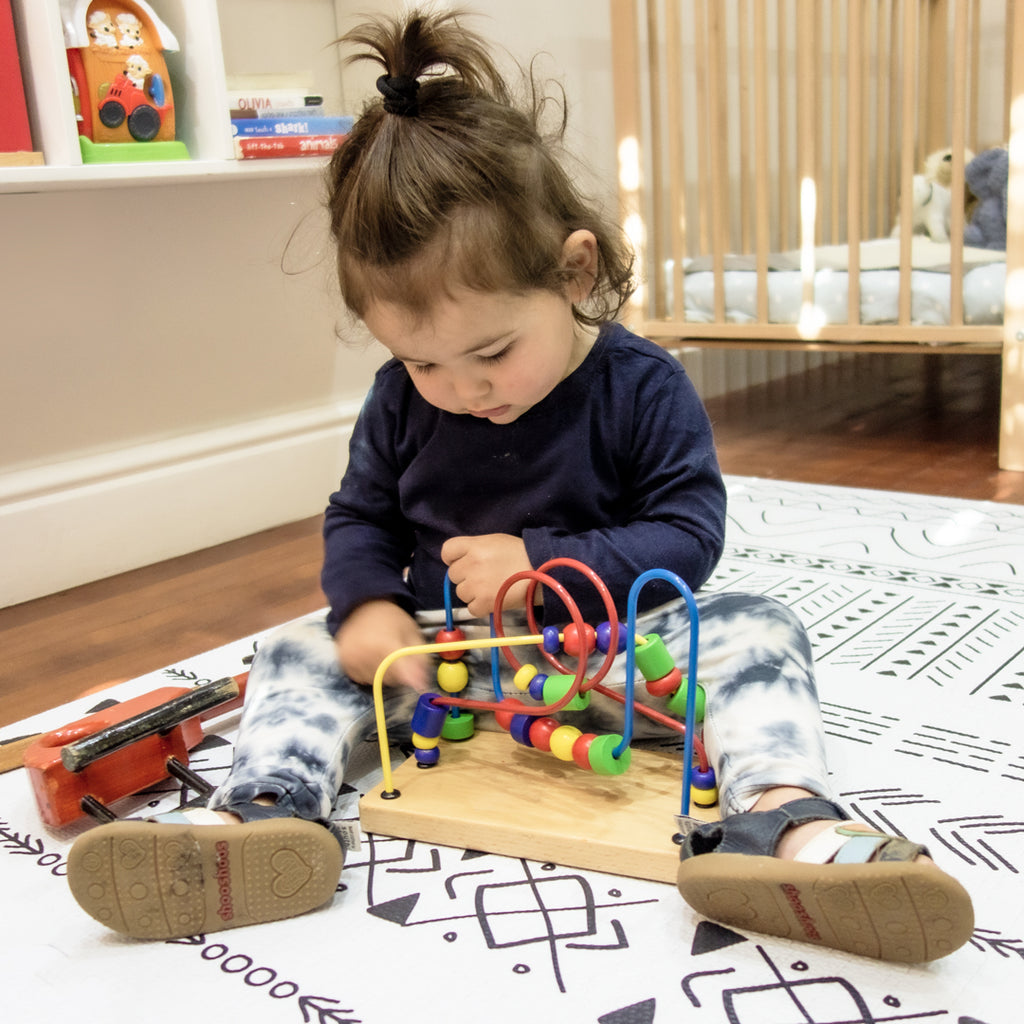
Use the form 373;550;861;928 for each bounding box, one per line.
521;362;726;624
321;380;417;634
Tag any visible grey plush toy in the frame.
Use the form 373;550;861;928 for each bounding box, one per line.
964;147;1009;250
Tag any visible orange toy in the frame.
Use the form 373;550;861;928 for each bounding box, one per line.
25;673;247;827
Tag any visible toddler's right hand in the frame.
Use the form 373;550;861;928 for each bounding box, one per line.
335;600;429;691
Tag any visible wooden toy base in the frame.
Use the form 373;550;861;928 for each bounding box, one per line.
359;730;720;885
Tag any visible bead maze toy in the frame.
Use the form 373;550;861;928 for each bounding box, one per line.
359;558;721;884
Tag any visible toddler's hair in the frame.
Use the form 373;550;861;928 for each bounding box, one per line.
326;8;634;327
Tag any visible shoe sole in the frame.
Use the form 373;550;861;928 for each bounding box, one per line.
67;818;343;940
677;852;974;962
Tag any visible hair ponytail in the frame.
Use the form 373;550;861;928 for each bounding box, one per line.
327;8;634;326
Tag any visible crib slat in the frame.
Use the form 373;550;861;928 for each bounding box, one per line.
897;0;918;325
665;0;688;318
753;0;771;321
707;0;729;323
949;0;970;327
847;0;864;327
796;0;817;318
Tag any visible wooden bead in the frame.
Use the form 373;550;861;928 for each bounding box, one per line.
595;620;627;655
437;659;470;693
410;694;445;737
571;732;597;770
548;725;582;760
513;664;537;691
542;626;561;654
587;734;631;775
528;716;560;751
494;698;526;731
665;681;706;722
645;666;682;698
509;714;535;747
441;710;475;741
435;627;467;661
543;673;591;711
528;673;548;701
690;783;719;807
634;633;675;682
562;622;596;658
412;732;439;750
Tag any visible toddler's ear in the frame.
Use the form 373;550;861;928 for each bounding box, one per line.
561;230;599;302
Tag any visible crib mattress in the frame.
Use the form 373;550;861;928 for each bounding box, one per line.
680;237;1006;328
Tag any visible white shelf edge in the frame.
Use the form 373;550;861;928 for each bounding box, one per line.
0;156;331;194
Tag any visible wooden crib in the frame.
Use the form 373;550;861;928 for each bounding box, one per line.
611;0;1024;470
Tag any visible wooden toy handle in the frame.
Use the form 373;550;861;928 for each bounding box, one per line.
60;675;243;774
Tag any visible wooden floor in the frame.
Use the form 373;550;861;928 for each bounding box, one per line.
2;351;1022;730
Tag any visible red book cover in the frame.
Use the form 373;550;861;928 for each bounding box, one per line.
0;0;33;153
234;133;347;160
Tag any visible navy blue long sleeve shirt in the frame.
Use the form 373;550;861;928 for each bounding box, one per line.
322;322;726;632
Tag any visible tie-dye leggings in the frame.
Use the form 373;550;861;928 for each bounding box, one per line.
209;592;831;821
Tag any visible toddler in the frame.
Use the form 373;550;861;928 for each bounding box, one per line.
67;9;973;963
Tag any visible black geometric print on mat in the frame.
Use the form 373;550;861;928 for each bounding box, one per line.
967;928;1024;960
348;834;659;994
598;997;656;1024
820;701;900;745
713;944;953;1024
692;920;748;955
839;791;1022;874
894;724;1017;780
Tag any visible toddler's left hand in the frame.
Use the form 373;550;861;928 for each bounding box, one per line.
441;534;532;617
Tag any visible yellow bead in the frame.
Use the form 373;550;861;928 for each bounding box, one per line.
513;664;537;691
412;732;439;750
437;659;470;693
690;783;719;807
548;725;582;761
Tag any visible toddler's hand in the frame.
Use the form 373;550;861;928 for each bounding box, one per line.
335;600;429;691
441;534;532;617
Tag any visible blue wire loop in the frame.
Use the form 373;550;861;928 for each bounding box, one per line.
620;569;700;816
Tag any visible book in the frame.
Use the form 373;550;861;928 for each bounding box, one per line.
227;90;324;114
233;134;348;159
230;115;354;138
0;0;34;154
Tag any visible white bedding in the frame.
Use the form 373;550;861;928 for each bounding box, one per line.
680;237;1006;327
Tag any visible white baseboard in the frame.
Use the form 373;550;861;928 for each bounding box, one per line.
0;402;362;608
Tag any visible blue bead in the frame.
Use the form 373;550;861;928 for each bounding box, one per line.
528;673;548;701
595;621;627;655
690;766;716;790
410;693;445;738
414;746;441;766
542;626;561;654
509;714;535;747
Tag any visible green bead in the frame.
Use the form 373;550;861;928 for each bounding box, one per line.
542;673;591;711
587;733;631;775
634;633;675;681
441;710;476;741
665;680;706;722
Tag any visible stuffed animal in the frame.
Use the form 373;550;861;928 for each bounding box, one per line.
964;146;1009;250
890;174;952;242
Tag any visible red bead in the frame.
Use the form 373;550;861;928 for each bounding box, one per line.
435;627;467;661
645;666;682;698
494;698;526;731
571;733;597;770
528;717;560;751
562;622;597;658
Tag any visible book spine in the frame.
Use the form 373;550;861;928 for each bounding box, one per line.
233;134;347;159
230;116;354;138
227;91;324;113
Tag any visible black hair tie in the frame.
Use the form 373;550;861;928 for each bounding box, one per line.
377;74;420;117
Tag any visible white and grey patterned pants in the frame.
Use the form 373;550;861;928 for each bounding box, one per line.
209;593;831;820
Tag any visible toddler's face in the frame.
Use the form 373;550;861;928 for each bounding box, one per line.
363;286;589;424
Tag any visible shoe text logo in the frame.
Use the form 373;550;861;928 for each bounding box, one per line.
215;840;234;921
780;883;820;940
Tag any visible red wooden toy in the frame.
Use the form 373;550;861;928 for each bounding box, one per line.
25;673;247;827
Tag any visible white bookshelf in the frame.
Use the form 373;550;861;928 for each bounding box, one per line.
2;0;351;194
